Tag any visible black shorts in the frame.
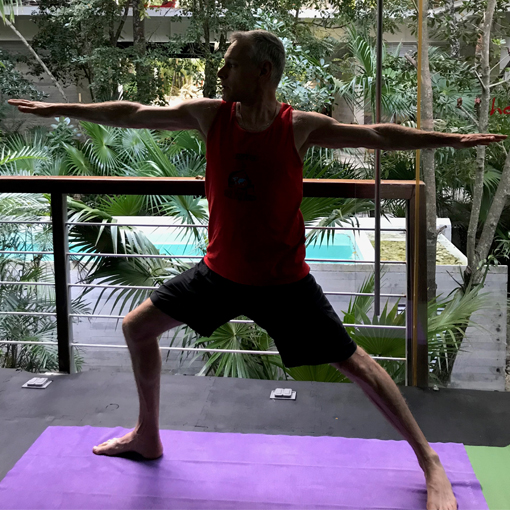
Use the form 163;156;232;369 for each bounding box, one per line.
150;258;357;368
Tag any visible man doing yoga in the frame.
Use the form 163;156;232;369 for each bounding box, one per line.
10;29;506;510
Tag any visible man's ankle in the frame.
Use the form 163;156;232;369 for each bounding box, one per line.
135;421;160;436
420;449;443;474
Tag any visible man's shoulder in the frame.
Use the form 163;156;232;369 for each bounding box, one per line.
183;99;223;140
290;109;327;143
291;108;328;125
185;98;223;119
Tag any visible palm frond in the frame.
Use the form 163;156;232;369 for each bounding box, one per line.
138;129;178;177
0;146;48;171
303;198;373;248
80;122;121;175
62;144;95;175
99;195;145;216
160;195;209;247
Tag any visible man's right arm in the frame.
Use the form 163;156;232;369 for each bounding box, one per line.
7;98;216;131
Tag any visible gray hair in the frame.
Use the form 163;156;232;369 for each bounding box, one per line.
229;30;285;88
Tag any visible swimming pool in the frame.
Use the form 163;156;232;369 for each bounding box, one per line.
149;230;364;263
5;224;367;263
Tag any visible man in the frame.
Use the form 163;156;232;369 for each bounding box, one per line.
9;29;506;510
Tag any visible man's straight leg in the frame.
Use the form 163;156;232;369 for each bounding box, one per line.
330;346;457;510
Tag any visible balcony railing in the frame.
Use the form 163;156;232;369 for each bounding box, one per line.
0;176;428;387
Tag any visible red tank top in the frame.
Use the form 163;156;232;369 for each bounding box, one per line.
203;100;310;286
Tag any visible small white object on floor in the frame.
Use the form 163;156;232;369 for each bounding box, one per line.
270;388;296;400
22;377;52;389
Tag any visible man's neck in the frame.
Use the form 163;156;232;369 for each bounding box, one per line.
236;100;280;129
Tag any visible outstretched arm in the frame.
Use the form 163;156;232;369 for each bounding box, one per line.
304;111;507;150
373;122;507;150
7;98;218;131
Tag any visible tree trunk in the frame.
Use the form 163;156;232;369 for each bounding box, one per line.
464;0;497;286
201;0;217;99
4;17;68;102
112;0;131;46
419;0;437;301
475;160;510;257
132;0;150;103
203;55;217;98
446;0;460;59
444;0;505;384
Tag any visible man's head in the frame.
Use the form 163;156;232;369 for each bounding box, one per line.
217;30;285;103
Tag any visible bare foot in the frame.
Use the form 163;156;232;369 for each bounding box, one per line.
425;459;458;510
93;429;163;460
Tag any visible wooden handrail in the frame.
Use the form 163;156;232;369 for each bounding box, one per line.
0;176;424;199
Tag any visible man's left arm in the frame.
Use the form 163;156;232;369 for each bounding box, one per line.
373;123;507;150
305;112;507;150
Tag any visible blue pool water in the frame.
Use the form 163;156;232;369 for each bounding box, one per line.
10;232;362;263
153;233;360;263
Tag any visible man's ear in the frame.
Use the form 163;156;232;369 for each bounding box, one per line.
260;60;273;81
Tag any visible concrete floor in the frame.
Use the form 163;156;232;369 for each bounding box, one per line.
2;366;510;486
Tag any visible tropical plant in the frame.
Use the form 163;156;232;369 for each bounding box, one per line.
0;119;383;374
0;48;48;132
0;195;89;372
28;0;171;104
291;273;490;386
335;25;417;124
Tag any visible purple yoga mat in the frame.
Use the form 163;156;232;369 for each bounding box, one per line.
0;426;487;509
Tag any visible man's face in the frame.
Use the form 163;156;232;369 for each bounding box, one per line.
217;40;265;102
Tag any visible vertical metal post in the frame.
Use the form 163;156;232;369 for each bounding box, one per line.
406;190;428;387
374;0;383;316
51;193;74;374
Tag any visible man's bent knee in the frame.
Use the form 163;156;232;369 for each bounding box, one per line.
122;313;144;343
122;298;184;343
330;345;377;380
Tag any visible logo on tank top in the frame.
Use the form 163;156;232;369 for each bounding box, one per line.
224;153;257;201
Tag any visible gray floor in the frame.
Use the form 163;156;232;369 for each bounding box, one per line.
2;366;510;486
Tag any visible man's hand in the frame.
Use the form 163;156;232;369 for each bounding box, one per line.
451;132;507;149
8;99;56;118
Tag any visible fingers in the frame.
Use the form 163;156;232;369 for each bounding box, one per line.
7;99;48;116
8;99;36;113
8;99;34;106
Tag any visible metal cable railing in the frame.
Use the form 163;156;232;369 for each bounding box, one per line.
0;226;407;326
0;339;406;362
0;280;406;298
0;177;427;386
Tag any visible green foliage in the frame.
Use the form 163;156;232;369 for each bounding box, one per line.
30;0;126;86
0;48;48;132
300;146;374;246
184;321;287;380
28;0;178;104
0;196;88;372
427;285;491;385
83;46;134;103
336;25;415;122
64;198;180;317
0;48;47;102
252;9;341;112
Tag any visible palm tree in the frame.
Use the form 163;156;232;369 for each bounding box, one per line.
336;25;417;125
